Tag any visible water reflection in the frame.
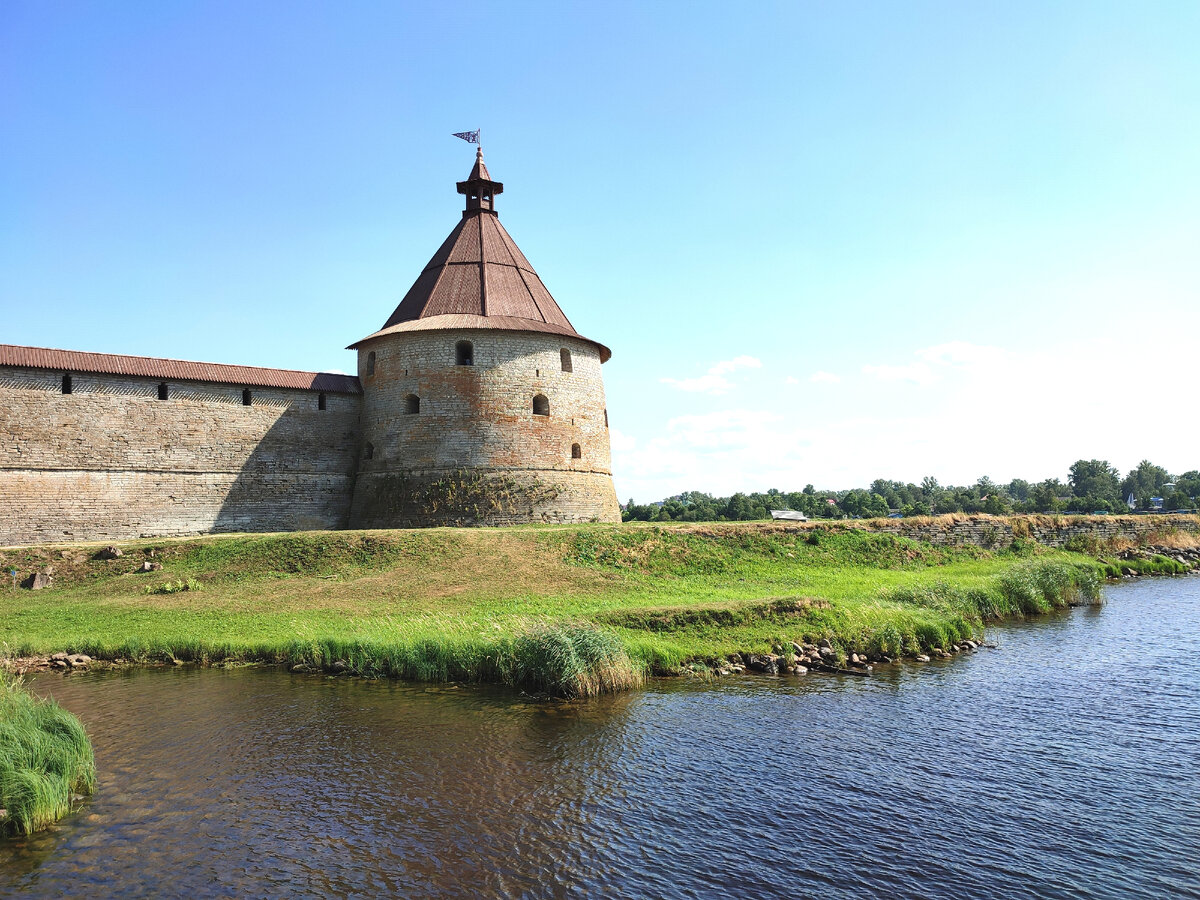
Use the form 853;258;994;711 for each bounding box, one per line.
3;577;1198;899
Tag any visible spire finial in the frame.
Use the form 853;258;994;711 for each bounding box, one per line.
456;145;503;215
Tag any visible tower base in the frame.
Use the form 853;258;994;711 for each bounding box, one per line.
349;467;620;528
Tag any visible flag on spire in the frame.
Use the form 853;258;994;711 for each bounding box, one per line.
452;130;480;144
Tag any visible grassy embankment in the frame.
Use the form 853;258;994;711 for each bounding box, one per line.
0;673;95;837
0;523;1107;696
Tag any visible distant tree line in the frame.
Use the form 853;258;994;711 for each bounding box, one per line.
621;459;1200;523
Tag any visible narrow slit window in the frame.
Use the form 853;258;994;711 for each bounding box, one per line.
604;409;609;428
61;373;73;395
243;389;252;406
318;392;327;411
404;393;420;414
533;394;549;417
455;340;474;366
571;443;581;459
560;348;572;372
364;442;374;460
366;351;376;376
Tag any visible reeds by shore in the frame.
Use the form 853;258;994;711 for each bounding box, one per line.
0;673;94;837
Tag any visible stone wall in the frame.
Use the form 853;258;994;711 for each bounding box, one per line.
0;367;362;545
351;329;619;525
350;468;621;528
832;514;1200;549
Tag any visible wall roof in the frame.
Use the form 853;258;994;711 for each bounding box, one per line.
351;153;611;363
0;344;362;394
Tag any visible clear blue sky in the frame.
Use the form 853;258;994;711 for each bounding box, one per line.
3;1;1198;501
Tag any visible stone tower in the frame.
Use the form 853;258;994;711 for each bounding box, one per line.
347;149;620;527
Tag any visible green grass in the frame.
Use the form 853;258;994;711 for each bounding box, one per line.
0;673;95;837
0;524;1106;695
1096;555;1189;578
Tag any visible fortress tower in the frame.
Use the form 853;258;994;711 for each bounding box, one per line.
347;149;620;526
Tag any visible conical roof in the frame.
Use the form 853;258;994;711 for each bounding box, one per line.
350;151;610;361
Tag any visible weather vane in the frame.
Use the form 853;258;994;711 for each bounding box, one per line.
452;129;481;147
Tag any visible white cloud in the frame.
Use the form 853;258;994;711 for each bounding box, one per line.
660;355;762;395
915;341;1007;367
613;337;1199;502
862;342;1011;386
808;370;841;384
709;355;762;375
785;375;801;385
607;426;637;453
861;362;936;385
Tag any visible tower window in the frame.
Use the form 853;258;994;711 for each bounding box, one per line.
61;373;72;395
532;394;549;417
366;351;376;376
455;340;474;366
571;443;581;459
157;383;169;401
560;348;572;372
318;392;327;411
404;393;420;414
243;389;252;406
364;442;374;460
604;409;609;428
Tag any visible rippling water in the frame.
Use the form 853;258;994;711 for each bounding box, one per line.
3;577;1199;899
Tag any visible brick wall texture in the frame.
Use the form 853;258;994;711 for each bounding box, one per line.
829;514;1200;548
349;329;619;527
0;327;620;544
0;367;361;545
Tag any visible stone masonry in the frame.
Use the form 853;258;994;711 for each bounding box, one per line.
349;330;619;527
0;366;361;545
806;513;1200;549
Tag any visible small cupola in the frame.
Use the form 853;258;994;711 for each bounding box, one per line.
456;147;504;215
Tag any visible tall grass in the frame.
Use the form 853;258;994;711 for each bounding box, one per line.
284;624;643;698
881;559;1101;634
0;673;95;837
502;625;644;698
77;623;645;700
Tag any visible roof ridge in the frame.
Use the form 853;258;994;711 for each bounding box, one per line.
0;343;346;377
369;164;589;343
0;344;363;394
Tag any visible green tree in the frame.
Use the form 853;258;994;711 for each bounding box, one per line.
982;492;1011;515
1029;479;1064;512
1119;460;1171;506
1007;479;1031;502
1068;459;1120;502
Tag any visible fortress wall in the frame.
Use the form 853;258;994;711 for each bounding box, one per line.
869;513;1200;548
351;468;621;528
351;330;618;526
0;367;362;545
797;514;1200;548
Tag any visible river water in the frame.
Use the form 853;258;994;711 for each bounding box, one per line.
2;577;1198;899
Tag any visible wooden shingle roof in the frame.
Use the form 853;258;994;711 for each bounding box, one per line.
351;152;611;362
0;344;362;394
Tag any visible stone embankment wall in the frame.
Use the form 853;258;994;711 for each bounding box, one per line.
847;514;1200;548
0;367;362;545
350;329;619;526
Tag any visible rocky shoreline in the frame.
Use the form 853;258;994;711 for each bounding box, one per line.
1106;543;1200;577
702;635;987;679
